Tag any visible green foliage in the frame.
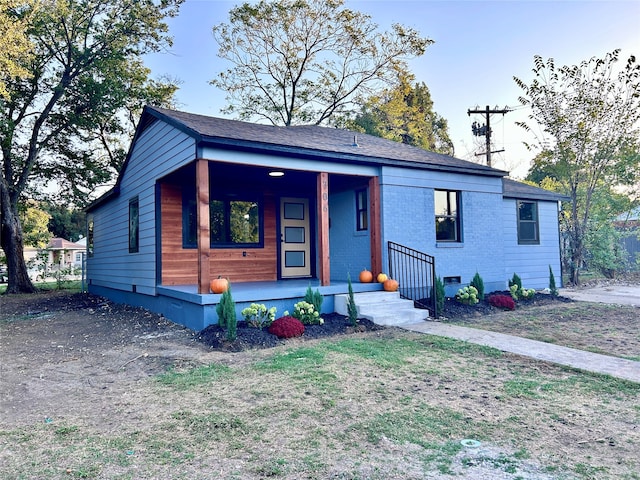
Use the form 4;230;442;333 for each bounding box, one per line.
455;285;479;305
211;0;432;126
18;202;51;248
346;70;454;155
584;221;628;278
303;285;323;315
346;275;358;327
292;301;323;325
215;286;237;340
435;276;445;315
470;272;485;300
516;50;640;285
44;203;87;242
508;273;522;291
508;273;535;300
548;265;558;297
1;0;181;294
241;303;276;328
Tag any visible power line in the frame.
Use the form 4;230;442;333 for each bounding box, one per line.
467;105;510;167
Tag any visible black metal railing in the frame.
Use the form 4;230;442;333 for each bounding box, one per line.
387;241;437;317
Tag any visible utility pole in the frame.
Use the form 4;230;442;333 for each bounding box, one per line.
467;105;510;167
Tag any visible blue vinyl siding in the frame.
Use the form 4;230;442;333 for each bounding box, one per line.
88;121;196;294
503;198;563;289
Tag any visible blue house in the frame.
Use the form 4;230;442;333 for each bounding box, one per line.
86;106;566;330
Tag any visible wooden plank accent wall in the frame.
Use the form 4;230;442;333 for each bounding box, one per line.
196;159;211;294
160;182;278;286
369;176;382;277
317;172;330;285
160;183;197;284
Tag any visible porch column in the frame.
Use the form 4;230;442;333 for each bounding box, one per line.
196;159;211;294
369;176;383;276
317;172;330;285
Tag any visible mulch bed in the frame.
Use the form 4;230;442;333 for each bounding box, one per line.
441;290;573;320
197;313;386;352
196;291;574;352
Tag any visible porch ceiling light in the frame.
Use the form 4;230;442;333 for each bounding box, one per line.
269;170;285;177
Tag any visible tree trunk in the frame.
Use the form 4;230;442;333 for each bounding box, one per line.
1;198;37;294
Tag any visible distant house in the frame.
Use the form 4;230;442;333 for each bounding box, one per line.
86;106;567;330
45;237;86;270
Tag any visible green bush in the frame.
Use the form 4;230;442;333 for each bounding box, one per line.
455;285;479;305
292;301;323;325
304;285;323;314
508;273;522;291
435;276;445;315
215;285;237;341
347;274;358;326
241;303;277;328
508;274;536;301
548;265;558;297
470;272;484;300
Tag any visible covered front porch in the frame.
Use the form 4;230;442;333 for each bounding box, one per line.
153;157;384;329
157;160;383;282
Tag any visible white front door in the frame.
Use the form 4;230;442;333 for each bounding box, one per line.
280;197;311;278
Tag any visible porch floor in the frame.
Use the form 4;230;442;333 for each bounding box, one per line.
157;279;383;306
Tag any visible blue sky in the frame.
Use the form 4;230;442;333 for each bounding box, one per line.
144;0;640;178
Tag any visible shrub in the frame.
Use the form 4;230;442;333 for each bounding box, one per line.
548;265;558;297
488;294;516;310
455;285;479;305
292;300;324;325
470;272;485;300
347;274;358;327
215;285;237;341
241;303;276;328
268;316;305;338
508;273;535;301
508;273;522;291
509;284;536;301
435;276;445;314
304;285;323;314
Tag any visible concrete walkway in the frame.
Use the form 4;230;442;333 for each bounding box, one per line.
401;321;640;383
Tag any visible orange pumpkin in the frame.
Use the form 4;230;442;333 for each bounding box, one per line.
210;277;229;294
383;278;399;292
377;273;388;283
359;269;374;283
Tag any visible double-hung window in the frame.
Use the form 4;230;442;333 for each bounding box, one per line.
517;200;539;244
435;190;461;242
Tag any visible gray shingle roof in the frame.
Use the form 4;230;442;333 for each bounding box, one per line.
147;106;506;177
502;178;570;202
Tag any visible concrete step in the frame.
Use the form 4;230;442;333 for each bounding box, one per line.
334;291;430;326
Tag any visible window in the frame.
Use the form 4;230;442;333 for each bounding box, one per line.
129;197;139;253
517;200;539;244
355;188;368;231
183;191;263;248
435;190;461;242
87;218;94;257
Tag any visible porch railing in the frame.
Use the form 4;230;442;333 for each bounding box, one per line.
387;241;437;317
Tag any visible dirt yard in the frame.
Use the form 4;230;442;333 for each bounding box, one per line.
1;290;638;479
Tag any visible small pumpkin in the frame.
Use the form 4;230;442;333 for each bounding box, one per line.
377;273;388;283
210;276;229;294
383;278;399;292
359;269;374;283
